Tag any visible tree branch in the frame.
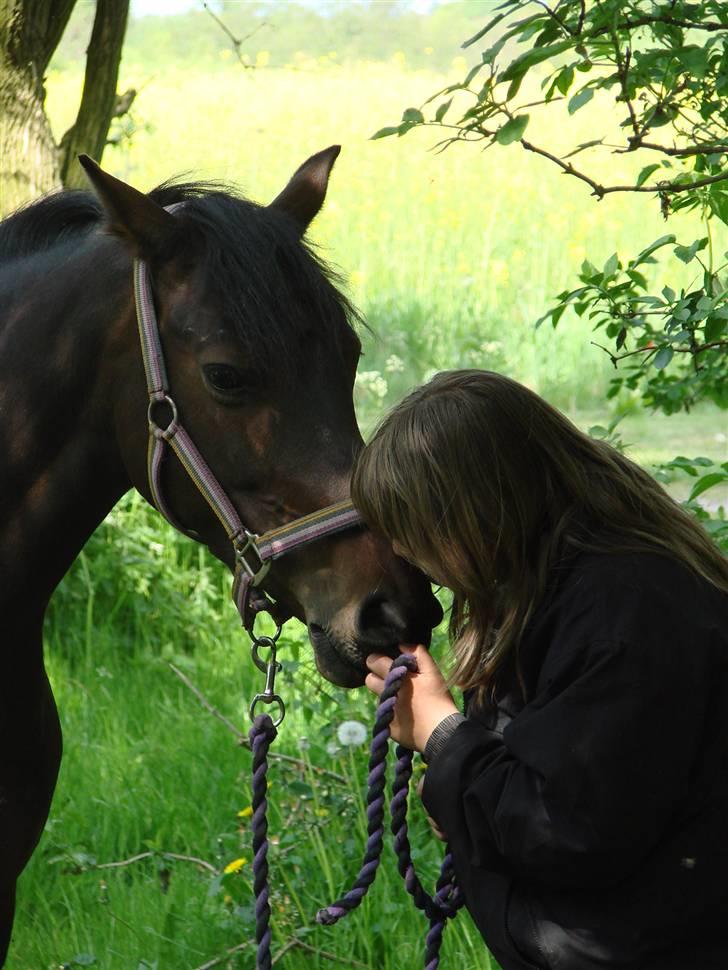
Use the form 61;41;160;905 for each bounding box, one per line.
94;850;217;874
638;140;728;158
272;937;370;967
519;136;728;196
591;339;728;366
201;2;269;69
58;0;130;188
590;14;726;37
168;663;348;785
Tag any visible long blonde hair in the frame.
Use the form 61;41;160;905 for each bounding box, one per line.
352;370;728;701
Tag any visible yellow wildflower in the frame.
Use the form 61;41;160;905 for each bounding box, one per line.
224;857;248;875
237;806;253;819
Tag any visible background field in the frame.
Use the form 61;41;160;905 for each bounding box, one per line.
7;5;727;968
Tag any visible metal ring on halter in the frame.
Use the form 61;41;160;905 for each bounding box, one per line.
234;529;272;586
249;614;283;646
250;692;286;727
147;394;179;441
251;636;280;673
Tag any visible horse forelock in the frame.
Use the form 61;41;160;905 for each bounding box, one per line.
155;186;361;378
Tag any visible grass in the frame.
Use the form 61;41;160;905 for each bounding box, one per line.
6;55;725;968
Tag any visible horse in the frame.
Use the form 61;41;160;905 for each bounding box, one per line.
0;146;442;963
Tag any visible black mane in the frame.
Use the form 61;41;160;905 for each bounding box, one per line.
0;182;359;370
0;190;102;261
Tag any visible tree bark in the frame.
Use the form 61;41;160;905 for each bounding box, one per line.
0;0;75;217
58;0;130;190
0;0;131;217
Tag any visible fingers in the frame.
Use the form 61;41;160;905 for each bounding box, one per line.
365;652;395;678
364;671;384;697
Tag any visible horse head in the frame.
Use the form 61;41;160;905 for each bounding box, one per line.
80;149;442;687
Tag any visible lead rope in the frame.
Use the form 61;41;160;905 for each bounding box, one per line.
316;653;463;967
249;652;463;970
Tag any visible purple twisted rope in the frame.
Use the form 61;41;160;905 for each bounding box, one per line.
425;853;462;969
391;746;462;900
316;653;416;925
317;653;464;968
249;713;278;970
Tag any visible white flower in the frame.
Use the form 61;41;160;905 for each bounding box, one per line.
337;720;368;746
480;340;502;355
384;354;404;374
298;737;311;751
355;370;388;400
326;741;341;757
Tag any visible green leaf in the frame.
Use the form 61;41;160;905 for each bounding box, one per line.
568;87;594;115
435;98;453;123
636;163;661;187
653;347;673;369
708;188;728;225
632;235;677;267
402;107;424;125
500;39;574;83
462;9;512;49
689;472;728;502
555;65;575;96
495;114;530;145
463;61;485;86
371;126;401;140
674;238;709;264
705;314;727;343
602;252;619;277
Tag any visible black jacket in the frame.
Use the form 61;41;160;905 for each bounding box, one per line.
422;551;728;970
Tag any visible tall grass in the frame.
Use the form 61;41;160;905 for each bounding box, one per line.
7;58;724;968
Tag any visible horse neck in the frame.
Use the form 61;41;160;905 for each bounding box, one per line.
0;237;135;613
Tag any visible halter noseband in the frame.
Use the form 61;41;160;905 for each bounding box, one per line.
133;255;363;628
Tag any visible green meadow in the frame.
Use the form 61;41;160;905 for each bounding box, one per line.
7;36;726;970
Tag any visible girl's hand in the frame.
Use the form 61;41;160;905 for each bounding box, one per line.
365;644;459;753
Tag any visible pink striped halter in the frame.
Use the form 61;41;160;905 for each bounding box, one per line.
133;256;363;630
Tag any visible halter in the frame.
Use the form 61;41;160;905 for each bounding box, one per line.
132;255;363;629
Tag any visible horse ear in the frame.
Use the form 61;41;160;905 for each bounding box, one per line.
78;154;176;256
269;145;341;235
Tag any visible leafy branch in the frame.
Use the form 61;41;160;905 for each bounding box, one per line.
375;0;728;520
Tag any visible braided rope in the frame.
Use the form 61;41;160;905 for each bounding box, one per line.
249;654;463;969
250;713;278;970
316;654;416;924
316;653;464;967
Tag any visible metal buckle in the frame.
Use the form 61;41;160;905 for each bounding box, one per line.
250;692;286;727
249;634;285;727
234;530;272;586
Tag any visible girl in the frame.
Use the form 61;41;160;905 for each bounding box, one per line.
352;370;728;970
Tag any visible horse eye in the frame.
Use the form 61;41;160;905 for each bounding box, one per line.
203;363;246;393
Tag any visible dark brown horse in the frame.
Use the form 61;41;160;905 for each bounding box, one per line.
0;147;441;963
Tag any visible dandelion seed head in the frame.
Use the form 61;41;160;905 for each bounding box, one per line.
337;720;367;746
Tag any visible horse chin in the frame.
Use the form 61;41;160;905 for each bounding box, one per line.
308;625;368;688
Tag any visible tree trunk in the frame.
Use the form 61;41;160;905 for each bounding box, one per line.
59;0;130;190
0;0;75;217
0;0;130;217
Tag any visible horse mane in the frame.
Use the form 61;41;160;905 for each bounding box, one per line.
0;181;360;369
0;190;102;261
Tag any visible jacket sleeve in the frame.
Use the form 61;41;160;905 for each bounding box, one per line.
421;632;709;890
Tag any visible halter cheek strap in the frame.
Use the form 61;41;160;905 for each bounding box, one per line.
132;256;363;628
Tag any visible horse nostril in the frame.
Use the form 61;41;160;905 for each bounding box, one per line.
358;594;408;649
